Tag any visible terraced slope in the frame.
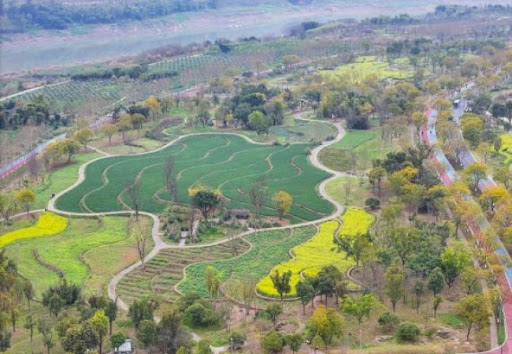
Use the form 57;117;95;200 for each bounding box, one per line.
116;239;250;305
177;227;316;299
4;216;147;297
56;134;333;222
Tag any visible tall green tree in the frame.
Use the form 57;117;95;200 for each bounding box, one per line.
110;332;126;352
14;188;35;215
265;304;282;326
427;267;445;296
270;270;292;303
205;266;221;306
137;320;157;348
261;331;285;353
342;294;375;348
440;242;472;288
456;294;490;340
296;280;315;314
309;304;344;345
90;310;108;354
248;111;270;135
385;264;404;312
191;190;221;222
105;300;117;335
129;298;157;328
285;334;303;353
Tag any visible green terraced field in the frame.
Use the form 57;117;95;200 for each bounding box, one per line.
33;152;101;209
116;239;250;305
56;134;333;222
177;226;316;299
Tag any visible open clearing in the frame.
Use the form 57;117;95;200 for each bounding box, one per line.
56;134;333;222
319;55;414;83
319;127;398;172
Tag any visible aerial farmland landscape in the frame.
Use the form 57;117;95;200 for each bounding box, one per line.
2;1;512;353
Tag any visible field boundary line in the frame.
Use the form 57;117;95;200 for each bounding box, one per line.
45;111;346;313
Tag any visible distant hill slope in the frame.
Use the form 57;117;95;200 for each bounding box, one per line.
0;0;507;73
1;0;501;33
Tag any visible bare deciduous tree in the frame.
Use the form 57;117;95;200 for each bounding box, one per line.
28;157;40;182
188;208;197;243
164;157;178;203
126;181;141;220
248;176;269;220
344;179;353;205
133;220;148;270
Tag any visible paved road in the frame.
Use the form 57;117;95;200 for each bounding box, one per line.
420;87;506;352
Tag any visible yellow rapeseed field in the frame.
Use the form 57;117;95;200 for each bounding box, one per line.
0;212;68;248
339;207;374;237
257;207;373;297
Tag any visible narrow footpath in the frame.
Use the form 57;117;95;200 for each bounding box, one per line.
46;112;347;315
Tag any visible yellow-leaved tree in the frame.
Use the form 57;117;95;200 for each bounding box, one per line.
145;96;161;119
74;128;94;151
15;188;35;214
272;191;293;220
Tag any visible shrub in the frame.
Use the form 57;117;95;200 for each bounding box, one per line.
197;340;212;354
424;327;437;339
365;198;381;210
396;323;421;342
261;331;285;353
175;293;201;312
378;312;401;333
184;302;218;327
229;332;245;350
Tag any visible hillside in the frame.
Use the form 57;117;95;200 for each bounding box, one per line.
0;0;502;73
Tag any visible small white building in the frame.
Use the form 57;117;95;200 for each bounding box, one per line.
116;339;135;354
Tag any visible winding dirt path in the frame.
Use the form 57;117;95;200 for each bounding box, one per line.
47;112;346;315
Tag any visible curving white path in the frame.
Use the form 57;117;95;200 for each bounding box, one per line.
46;113;347;313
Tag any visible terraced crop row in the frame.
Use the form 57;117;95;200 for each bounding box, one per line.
320;55;413;83
116;239;250;305
256;208;374;298
177;227;316;299
500;134;512;164
56;135;333;222
19;80;124;109
9;37;351;114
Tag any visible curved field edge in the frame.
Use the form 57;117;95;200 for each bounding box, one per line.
3;215;151;297
256;207;374;298
33;152;102;209
0;212;68;248
53;134;334;222
116;239;251;305
176;226;317;299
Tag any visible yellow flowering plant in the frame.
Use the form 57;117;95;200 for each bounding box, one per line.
0;212;68;248
256;207;373;298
